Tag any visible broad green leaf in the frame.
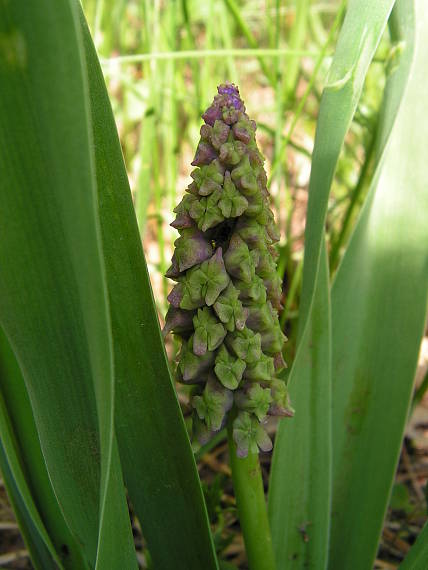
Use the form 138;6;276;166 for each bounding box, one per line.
269;1;396;568
0;1;136;567
79;10;219;570
269;242;331;569
0;328;88;569
400;522;428;570
329;2;428;568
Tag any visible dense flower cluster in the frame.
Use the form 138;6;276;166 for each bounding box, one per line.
164;84;293;457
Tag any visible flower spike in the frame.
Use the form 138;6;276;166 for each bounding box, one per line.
164;83;292;456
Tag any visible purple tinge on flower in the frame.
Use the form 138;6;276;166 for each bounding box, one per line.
162;307;195;337
164;83;292;456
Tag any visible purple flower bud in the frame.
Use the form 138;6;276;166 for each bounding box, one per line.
172;228;213;274
273;351;287;372
202;104;223;126
232;120;255;144
162;307;195;337
191;141;218;166
170;211;194;230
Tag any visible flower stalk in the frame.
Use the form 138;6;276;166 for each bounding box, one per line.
227;418;277;570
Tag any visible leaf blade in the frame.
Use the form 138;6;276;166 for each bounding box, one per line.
0;328;88;570
0;1;136;566
79;11;219;570
268;2;397;568
329;2;428;568
268;241;331;569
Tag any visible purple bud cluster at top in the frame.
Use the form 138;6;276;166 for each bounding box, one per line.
163;83;294;458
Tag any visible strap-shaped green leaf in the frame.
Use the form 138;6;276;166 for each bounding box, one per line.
298;0;396;332
329;2;427;568
268;1;396;568
269;243;331;569
79;9;219;570
0;1;136;567
0;328;88;569
0;440;57;570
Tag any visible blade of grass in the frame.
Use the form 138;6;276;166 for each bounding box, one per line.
101;47;323;65
329;2;428;568
136;110;156;235
0;1;136;566
283;0;310;102
163;0;179;213
222;0;275;84
218;2;239;83
268;0;346;189
79;12;220;570
268;2;396;568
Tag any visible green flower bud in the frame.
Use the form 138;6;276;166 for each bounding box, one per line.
231;155;258;196
188;190;224;231
224;233;259;283
243;353;275;383
234;275;267;305
187;248;230;307
191;160;224;196
164;83;292;455
178;337;215;383
214;344;246;390
270;379;295;417
193;307;226;355
219;138;247;166
192;377;233;431
260;321;287;355
246;302;275;331
226;327;262;364
210;120;230;149
217;172;248;218
213;282;248;332
235;384;272;421
233;411;272;458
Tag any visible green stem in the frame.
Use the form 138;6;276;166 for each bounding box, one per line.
227;422;276;570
